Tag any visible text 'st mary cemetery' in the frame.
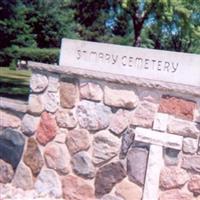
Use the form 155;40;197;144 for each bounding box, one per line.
59;39;200;87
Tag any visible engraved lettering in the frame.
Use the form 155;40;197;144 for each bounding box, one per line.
129;57;133;67
76;50;81;60
151;59;156;70
164;62;170;72
171;63;179;73
135;57;143;68
157;61;162;71
144;59;149;69
112;55;118;64
122;56;127;66
99;52;104;61
105;53;111;63
90;51;97;62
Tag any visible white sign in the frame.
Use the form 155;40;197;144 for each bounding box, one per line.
59;39;200;87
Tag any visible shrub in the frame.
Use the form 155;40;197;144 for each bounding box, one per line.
3;46;60;67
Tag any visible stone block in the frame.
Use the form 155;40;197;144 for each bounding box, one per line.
30;73;48;93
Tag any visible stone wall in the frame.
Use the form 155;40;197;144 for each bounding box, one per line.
0;61;200;200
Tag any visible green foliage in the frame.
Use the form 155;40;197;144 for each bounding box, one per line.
5;46;60;68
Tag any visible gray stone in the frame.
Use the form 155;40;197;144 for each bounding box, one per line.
71;151;95;179
56;108;77;128
183;137;198;154
12;162;33;190
164;148;180;166
0;159;14;183
30;73;48;93
21;114;40;136
0;128;25;169
76;100;112;131
42;91;59;113
27;94;44;115
130;101;158;128
34;168;62;198
153;113;169;132
120;128;135;159
44;143;70;175
48;74;60;92
167;117;200;138
104;86;138;109
95;162;126;197
93;130;120;165
181;155;200;173
127;147;149;186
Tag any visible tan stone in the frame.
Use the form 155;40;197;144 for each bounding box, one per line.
62;175;95;200
80;82;103;101
0;159;14;184
60;80;78;108
0;110;21;129
104;86;138;109
130;101;158;128
160;167;189;189
159;189;193;200
27;94;44;115
66;129;90;155
115;178;142;200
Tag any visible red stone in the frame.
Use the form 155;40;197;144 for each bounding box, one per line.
188;175;200;195
36;112;58;145
159;95;196;121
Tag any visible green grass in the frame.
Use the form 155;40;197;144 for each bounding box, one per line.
0;67;31;100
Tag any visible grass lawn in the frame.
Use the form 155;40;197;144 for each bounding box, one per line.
0;67;31;100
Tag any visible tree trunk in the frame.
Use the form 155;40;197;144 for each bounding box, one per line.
132;18;143;47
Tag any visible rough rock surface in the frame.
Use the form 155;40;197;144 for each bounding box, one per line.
27;94;44;115
30;73;48;93
66;129;90;155
188;175;200;195
23;138;44;176
0;128;25;169
101;194;123;200
12;161;33;190
183;137;198;154
163;148;180;166
159;96;196;120
21;114;40;136
127;147;148;186
167;118;199;138
44;143;70;174
0;159;14;184
159;167;189;189
43;91;59;113
115;178;142;200
109;109;130;136
76;100;111;131
56;108;77;128
159;189;193;200
181;155;200;173
60;80;77;108
93;130;120;165
104;86;138;109
62;174;95;200
95;162;126;197
0;110;21;129
36;112;58;145
131;101;158;128
80;82;103;101
71;151;95;179
35;168;62;198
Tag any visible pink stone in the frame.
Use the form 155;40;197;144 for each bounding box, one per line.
66;129;90;155
0;110;21;129
62;175;95;200
36;112;58;145
159;189;193;200
80;82;103;101
0;159;14;184
109;109;130;136
159;95;196;121
188;175;200;195
160;167;189;189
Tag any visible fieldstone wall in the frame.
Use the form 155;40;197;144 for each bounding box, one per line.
0;62;200;200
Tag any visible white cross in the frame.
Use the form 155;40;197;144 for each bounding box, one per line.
134;127;183;200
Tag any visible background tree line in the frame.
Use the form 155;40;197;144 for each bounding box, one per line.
0;0;199;67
